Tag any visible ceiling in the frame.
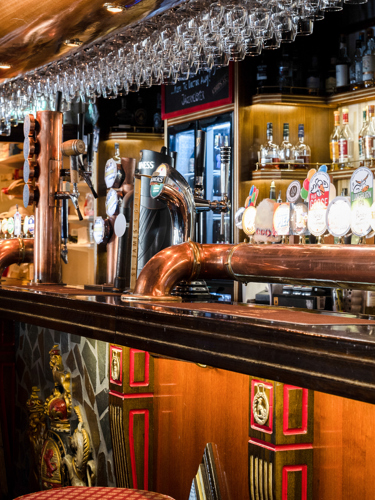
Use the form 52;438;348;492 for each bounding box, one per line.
0;0;178;82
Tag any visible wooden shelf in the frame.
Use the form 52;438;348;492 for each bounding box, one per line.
329;163;375;181
251;169;310;180
0;153;24;169
328;86;375;107
251;86;375;108
106;132;164;141
251;93;328;108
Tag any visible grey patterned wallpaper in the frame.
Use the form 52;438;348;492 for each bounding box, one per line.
13;322;115;496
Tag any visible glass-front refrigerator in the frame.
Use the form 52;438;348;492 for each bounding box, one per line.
168;112;233;301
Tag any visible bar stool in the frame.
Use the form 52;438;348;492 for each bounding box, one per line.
14;486;175;499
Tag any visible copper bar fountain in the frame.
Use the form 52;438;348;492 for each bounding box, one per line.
123;241;375;301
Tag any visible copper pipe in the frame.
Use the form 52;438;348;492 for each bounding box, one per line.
34;110;63;284
0;238;34;277
126;242;375;301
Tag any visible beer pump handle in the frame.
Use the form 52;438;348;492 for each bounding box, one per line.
220;146;231;201
195;130;206;198
62;139;86;156
69;156;83;221
171;151;178;168
87;133;94;168
78;134;98;199
78;113;84;141
61;199;69;264
80;168;98;199
55;91;62;113
70;155;80;185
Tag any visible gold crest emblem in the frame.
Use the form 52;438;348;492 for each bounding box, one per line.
252;384;270;426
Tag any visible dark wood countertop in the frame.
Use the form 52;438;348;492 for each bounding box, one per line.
1;284;375;404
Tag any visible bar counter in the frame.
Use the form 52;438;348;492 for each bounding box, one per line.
1;283;375;404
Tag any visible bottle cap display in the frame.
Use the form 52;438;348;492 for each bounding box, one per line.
350;167;373;237
326;197;351;237
105;188;119;217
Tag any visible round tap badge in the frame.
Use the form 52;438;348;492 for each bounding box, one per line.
7;217;14;236
28;215;35;235
93;217;105;244
114;213;127;238
105;159;117;189
286;180;301;204
326;197;351;237
350;166;373;237
1;218;8;235
242;206;257;236
105;188;118;217
235;207;245;228
150;163;168;198
23;215;29;236
14;211;21;237
0;219;8;234
290;203;308;235
307;171;330;236
273;203;290;236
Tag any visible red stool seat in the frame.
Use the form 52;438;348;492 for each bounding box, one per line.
15;487;175;500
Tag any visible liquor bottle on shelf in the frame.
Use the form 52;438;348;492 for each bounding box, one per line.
329;110;341;164
362;29;375;88
325;57;337;94
336;35;350;89
354;39;363;86
293;124;311;167
338;108;354;165
279;123;294;163
358;107;368;165
270;180;276;200
364;104;375;161
260;123;280;168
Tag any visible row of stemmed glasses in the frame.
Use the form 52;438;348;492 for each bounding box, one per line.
0;0;368;130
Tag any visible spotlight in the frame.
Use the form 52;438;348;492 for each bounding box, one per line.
0;63;11;69
64;39;83;47
104;3;124;12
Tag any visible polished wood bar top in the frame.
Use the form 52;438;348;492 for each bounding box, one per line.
1;283;375;404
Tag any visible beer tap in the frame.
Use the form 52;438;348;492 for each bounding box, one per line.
56;140;85;221
218;146;231;242
76;126;98;199
193;130;231;242
80;133;98;199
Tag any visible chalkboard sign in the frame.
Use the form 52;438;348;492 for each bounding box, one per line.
162;64;233;120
